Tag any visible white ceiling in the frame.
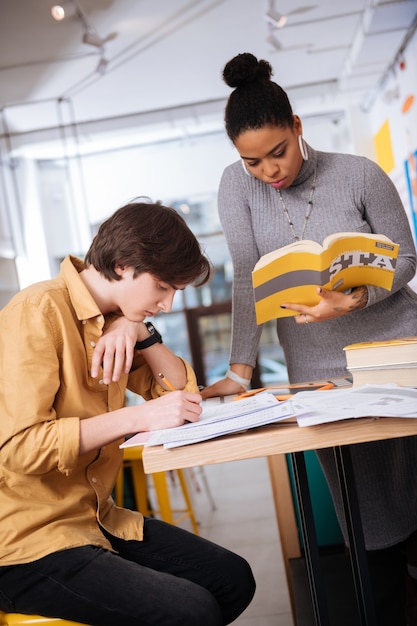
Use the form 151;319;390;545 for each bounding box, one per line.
1;0;416;146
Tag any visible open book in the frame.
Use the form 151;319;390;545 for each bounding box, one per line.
252;232;399;323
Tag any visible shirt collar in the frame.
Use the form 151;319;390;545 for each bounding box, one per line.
60;255;103;322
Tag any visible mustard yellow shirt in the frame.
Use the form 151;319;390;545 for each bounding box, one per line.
0;256;198;565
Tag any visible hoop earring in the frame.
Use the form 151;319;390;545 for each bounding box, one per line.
298;135;308;160
241;159;252;176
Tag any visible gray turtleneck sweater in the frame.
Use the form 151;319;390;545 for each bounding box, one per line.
218;145;417;550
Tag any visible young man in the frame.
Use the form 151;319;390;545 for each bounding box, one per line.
0;200;255;626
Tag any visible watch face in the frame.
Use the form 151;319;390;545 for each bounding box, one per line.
145;322;162;342
134;322;162;350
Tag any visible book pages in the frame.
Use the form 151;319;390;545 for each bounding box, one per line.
252;232;399;323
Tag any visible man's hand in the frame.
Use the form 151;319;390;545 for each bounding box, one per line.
138;391;203;430
92;316;140;383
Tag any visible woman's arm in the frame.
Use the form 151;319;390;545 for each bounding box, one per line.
218;164;263;368
201;363;254;399
361;158;416;304
283;159;416;322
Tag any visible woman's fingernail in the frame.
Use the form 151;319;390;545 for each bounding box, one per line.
280;305;287;309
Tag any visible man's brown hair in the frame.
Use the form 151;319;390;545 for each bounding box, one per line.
84;200;212;286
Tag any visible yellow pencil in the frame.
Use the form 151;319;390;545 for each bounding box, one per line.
158;372;177;391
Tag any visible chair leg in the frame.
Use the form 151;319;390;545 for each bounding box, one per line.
130;461;152;517
151;472;175;524
152;469;199;534
117;457;200;534
190;466;217;511
177;469;200;534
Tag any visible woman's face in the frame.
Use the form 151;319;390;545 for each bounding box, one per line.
235;116;304;190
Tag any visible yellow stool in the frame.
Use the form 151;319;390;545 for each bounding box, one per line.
115;447;199;534
0;613;88;625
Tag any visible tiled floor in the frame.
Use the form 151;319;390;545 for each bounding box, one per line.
157;457;295;626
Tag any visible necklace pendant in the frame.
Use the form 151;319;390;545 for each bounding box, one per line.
278;167;317;242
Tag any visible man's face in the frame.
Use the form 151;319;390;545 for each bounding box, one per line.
113;268;184;322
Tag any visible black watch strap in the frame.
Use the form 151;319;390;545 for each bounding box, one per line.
134;322;163;350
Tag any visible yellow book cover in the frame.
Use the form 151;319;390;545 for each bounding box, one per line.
252;232;399;324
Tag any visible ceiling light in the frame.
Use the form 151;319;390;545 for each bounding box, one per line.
51;1;77;21
265;3;317;31
265;10;287;29
51;5;65;20
51;0;118;63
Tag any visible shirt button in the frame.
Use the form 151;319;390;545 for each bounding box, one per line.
96;316;102;323
91;477;97;483
82;320;87;325
90;341;96;347
98;379;104;385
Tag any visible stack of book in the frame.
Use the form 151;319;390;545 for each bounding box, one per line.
343;337;417;387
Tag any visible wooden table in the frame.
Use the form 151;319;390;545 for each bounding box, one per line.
142;416;417;625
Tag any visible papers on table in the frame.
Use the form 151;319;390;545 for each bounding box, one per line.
120;393;294;449
287;384;417;427
120;383;417;450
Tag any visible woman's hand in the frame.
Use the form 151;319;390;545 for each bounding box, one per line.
282;286;368;324
200;377;245;399
92;316;140;383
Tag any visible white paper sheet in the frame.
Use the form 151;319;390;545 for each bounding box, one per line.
288;384;417;426
120;384;417;450
121;393;294;449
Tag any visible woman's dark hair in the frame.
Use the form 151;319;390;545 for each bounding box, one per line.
222;52;294;142
84;200;212;287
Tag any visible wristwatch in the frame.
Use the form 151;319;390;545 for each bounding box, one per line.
134;322;163;350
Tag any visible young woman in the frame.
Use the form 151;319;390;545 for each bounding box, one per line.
0;200;255;626
201;52;417;625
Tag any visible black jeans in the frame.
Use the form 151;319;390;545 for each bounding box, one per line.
0;517;256;626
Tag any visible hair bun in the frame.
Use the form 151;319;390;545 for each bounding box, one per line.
222;52;273;88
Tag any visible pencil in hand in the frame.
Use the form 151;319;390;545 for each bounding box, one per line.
158;372;177;391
